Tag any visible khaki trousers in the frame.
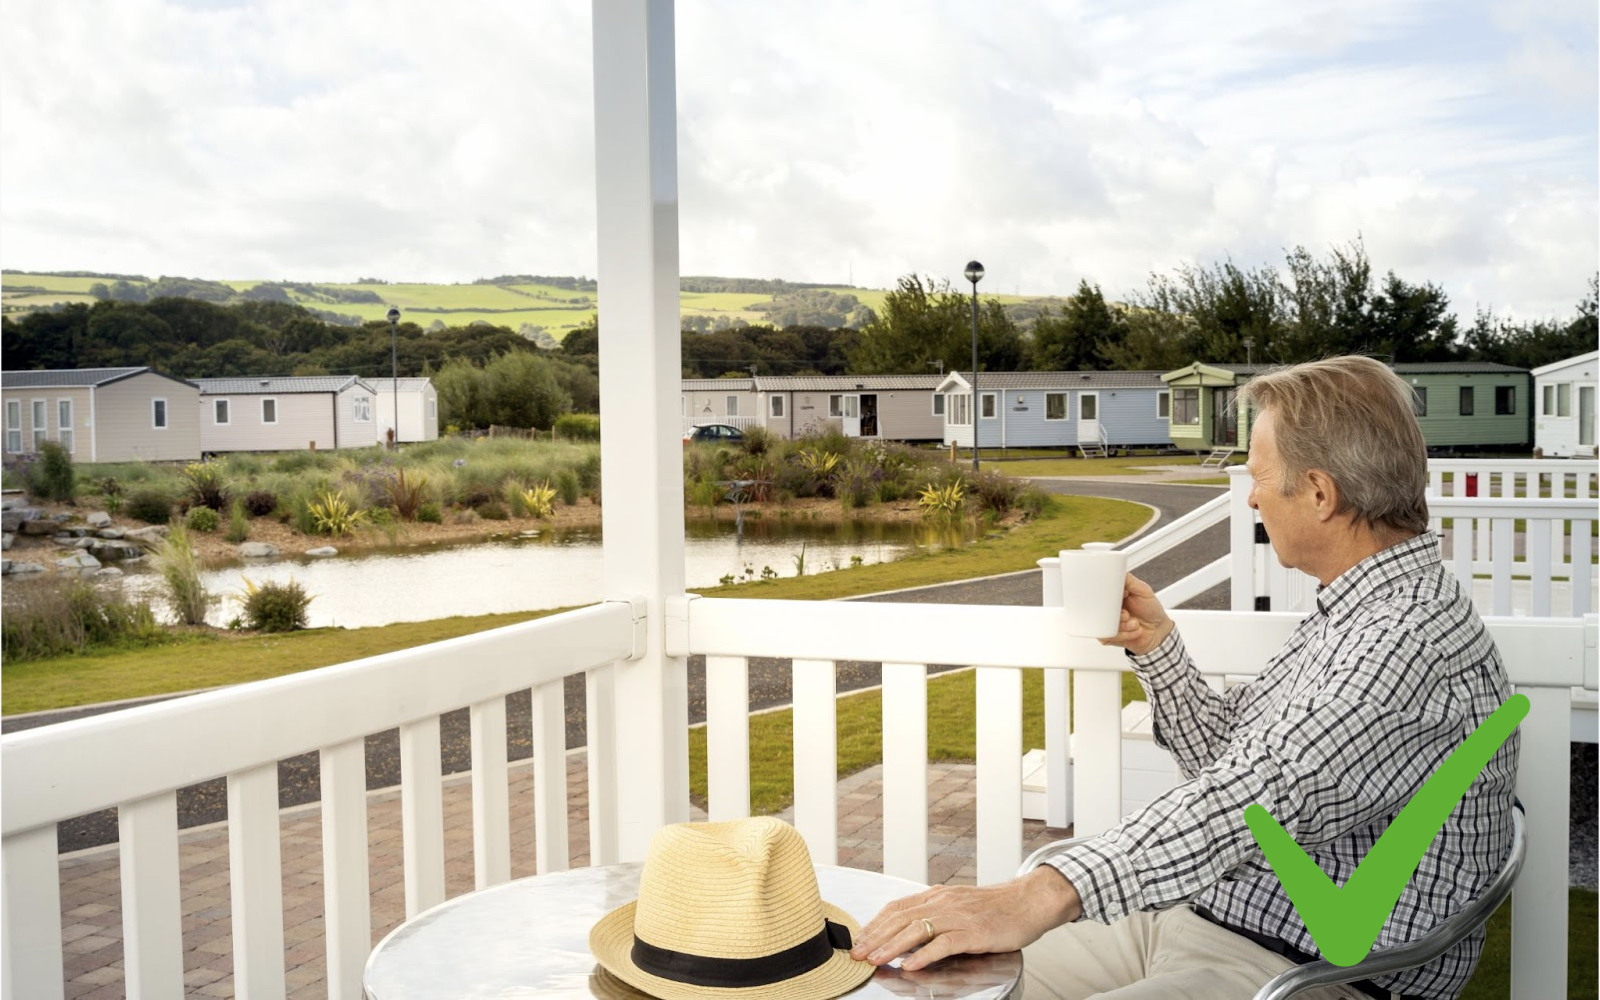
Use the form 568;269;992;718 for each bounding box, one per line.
1022;905;1373;1000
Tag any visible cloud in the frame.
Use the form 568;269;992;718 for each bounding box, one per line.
1;0;1593;320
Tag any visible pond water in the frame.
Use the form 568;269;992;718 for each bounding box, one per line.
110;518;976;628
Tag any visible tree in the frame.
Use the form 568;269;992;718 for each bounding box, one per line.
1026;280;1126;370
1367;273;1459;362
848;274;1022;376
1277;240;1374;361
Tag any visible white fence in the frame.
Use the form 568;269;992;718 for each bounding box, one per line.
2;601;644;1000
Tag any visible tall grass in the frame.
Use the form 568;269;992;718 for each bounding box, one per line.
155;523;211;625
0;576;162;662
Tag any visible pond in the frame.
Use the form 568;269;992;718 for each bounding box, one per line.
111;518;977;628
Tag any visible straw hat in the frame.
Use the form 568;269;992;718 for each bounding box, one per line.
590;817;875;999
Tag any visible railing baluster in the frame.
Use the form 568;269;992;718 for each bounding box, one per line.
119;792;182;998
586;664;619;866
1528;519;1553;618
3;826;64;1000
319;739;369;1000
706;655;751;822
228;763;285;999
1572;520;1594;616
975;666;1022;885
881;661;927;883
1039;556;1073;832
1512;684;1572;999
532;679;569;873
399;718;445;916
792;658;837;866
470;698;511;888
1491;518;1514;615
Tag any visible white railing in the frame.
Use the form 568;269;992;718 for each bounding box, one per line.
1;600;644;1000
668;594;1598;1000
683;414;764;432
1226;464;1599;619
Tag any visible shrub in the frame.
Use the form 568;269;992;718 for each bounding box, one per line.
185;506;221;533
519;482;557;519
575;451;602;491
182;460;231;511
308;490;368;536
969;471;1024;516
98;476;125;515
385;468;430;520
554;469;580;506
26;441;76;501
553;413;600;441
459;483;495;509
417;501;443;524
238;577;312;632
224;500;250;543
918;480;966;518
243;489;279;516
126;489;173;525
478;500;510;520
834;457;881;510
155;523;211;625
0;576;161;661
741;425;774;456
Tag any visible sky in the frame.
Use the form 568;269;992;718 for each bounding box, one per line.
1;0;1595;321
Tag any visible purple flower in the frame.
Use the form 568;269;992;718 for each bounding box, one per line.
453;458;467;469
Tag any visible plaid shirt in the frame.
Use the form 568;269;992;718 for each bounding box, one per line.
1048;532;1518;999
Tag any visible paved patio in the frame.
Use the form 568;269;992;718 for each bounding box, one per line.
55;752;1063;999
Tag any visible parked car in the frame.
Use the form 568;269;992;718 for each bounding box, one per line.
683;423;745;444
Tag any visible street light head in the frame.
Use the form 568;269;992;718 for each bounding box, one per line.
386;307;401;324
964;261;985;285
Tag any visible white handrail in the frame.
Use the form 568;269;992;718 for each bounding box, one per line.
1;601;640;836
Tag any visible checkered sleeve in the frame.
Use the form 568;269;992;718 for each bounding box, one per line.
1050;620;1467;925
1125;629;1242;776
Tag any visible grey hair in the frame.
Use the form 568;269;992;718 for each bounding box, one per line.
1237;356;1429;538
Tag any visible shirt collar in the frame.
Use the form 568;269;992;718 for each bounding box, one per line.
1314;531;1439;618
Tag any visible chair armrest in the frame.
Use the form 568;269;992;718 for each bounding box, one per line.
1252;804;1525;1000
1017;836;1098;877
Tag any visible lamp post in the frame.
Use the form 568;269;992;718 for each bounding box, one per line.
1242;335;1254;366
964;260;984;472
386;306;401;450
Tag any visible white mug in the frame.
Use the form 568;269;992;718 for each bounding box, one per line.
1058;543;1129;639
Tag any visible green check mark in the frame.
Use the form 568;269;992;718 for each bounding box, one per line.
1244;694;1528;966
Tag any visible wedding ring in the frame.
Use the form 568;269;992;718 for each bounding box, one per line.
920;917;936;942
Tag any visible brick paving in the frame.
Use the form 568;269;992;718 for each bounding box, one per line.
55;753;1065;999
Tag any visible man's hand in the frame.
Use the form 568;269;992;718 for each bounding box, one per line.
849;866;1081;971
1099;573;1173;656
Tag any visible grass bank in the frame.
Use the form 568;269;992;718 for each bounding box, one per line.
1;493;1145;714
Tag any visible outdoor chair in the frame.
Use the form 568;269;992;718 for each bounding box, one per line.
1015;801;1526;1000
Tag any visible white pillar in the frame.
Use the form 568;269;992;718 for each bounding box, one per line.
592;0;690;861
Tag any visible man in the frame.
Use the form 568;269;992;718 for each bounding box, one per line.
852;356;1519;1000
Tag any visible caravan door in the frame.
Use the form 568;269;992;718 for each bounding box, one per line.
1077;392;1101;447
832;394;861;436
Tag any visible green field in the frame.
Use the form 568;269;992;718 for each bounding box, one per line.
0;272;1056;340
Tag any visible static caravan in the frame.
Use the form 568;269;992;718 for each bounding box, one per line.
681;378;758;433
1;367;201;463
1162;361;1532;455
1158;362;1266;455
1532;351;1597;458
194;376;381;453
370;377;440;444
755;374;944;442
939;371;1172;453
1391;363;1530;451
